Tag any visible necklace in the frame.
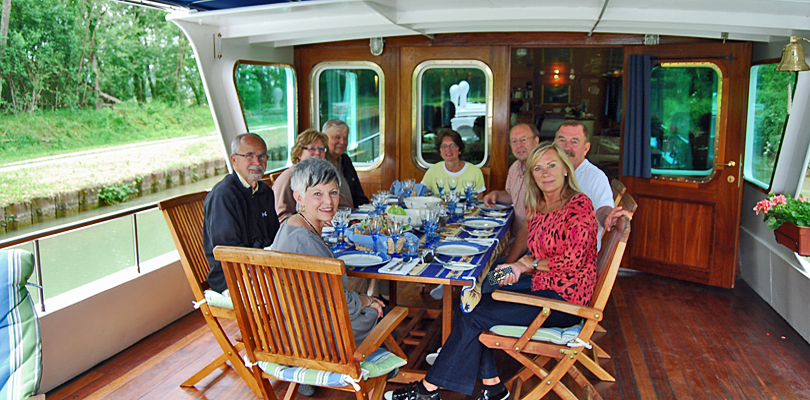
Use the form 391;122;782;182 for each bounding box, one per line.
298;212;320;235
298;212;331;248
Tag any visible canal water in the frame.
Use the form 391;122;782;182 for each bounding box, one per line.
3;174;228;304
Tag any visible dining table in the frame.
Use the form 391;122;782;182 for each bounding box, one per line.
339;203;514;380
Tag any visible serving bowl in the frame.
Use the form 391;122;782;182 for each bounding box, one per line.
404;196;442;209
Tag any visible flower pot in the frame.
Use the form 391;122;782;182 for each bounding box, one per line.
773;222;810;256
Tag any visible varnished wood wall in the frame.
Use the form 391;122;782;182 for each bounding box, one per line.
294;33;719;198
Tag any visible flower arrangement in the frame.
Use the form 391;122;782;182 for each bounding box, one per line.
753;193;810;229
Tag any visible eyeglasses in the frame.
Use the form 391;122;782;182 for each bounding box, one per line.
440;143;459;150
234;152;270;162
302;146;327;153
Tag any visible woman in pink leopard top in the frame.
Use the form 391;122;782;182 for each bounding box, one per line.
387;142;597;400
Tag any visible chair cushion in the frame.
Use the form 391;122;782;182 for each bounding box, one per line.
204;289;233;309
257;348;406;387
0;249;42;398
489;322;584;345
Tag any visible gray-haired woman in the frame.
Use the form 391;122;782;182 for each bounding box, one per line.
268;157;384;339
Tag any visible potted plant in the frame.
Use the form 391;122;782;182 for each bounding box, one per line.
754;193;810;255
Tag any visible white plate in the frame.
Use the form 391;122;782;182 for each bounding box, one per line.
479;204;512;212
337;251;391;267
461;218;506;229
465;229;496;237
434;242;488;257
357;204;375;211
441;262;477;271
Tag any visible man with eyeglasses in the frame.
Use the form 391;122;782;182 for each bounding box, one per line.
323;119;369;208
203;133;280;294
483;123;541;241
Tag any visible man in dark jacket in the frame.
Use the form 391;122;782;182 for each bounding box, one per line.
203;133;280;293
322;119;369;208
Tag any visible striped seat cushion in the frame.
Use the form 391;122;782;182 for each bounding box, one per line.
0;249;42;399
489;322;584;345
257;348;406;388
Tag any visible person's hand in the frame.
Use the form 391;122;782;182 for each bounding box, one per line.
369;297;385;318
494;264;521;286
483;192;497;207
604;206;632;231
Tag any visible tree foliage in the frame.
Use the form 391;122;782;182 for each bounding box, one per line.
0;0;203;113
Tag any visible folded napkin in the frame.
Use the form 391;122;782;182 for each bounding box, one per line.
378;258;420;275
464;238;499;247
390;181;431;197
346;230;419;254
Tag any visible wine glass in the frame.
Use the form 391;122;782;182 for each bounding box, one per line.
402;179;416;198
463;180;476;210
435;178;446;196
367;216;383;254
388;217;404;258
335;207;351;249
372;192;387;215
448;177;458;193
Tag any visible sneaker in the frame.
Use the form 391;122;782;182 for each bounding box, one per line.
477;387;509;400
297;384;316;397
430;285;444;300
384;381;441;400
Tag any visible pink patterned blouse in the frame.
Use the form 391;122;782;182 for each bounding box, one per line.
527;192;598;306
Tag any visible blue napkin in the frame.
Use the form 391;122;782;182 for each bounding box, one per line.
346;230;419;253
390;181;430;197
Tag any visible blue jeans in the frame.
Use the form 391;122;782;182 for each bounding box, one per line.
424;289;582;395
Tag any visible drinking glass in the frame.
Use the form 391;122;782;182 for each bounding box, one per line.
402;179;416;198
448;177;458;193
335;207;351;249
372;192;387;215
463;180;476;210
435;178;446;196
388;217;404;258
403;236;419;262
367;216;383;253
444;191;459;223
324;229;340;253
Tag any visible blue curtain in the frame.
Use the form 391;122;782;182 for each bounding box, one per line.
622;54;652;178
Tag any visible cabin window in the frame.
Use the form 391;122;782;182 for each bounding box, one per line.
743;63;794;189
312;62;384;169
649;63;721;180
413;61;493;169
234;62;297;172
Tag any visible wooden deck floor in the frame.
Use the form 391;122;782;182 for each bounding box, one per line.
47;270;810;400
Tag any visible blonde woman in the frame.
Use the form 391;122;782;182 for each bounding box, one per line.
387;143;597;400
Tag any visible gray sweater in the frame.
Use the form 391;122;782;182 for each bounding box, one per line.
269;221;378;343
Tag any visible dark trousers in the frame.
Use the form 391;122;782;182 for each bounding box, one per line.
424;289;582;396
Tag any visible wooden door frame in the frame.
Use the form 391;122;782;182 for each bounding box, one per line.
620;42;752;288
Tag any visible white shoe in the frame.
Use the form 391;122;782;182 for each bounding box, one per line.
430;285;444;300
426;347;442;366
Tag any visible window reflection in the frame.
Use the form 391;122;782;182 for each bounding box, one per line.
314;63;383;168
650;63;721;178
415;62;491;168
234;62;297;172
744;64;793;189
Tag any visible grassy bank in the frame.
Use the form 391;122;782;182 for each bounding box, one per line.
0;101;216;164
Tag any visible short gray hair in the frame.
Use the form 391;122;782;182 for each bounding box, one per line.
230;133;265;154
290;157;340;196
322;119;349;133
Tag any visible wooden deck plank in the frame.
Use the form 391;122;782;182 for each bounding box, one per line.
47;272;810;400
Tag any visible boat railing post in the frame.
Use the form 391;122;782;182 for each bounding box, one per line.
132;214;140;274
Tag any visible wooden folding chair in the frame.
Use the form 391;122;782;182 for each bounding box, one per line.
610;178;626;208
479;200;633;400
214;247;408;400
157;191;262;397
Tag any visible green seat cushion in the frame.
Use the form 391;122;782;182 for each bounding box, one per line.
257;348;406;388
489;322;584;345
204;289;233;309
0;249;42;399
